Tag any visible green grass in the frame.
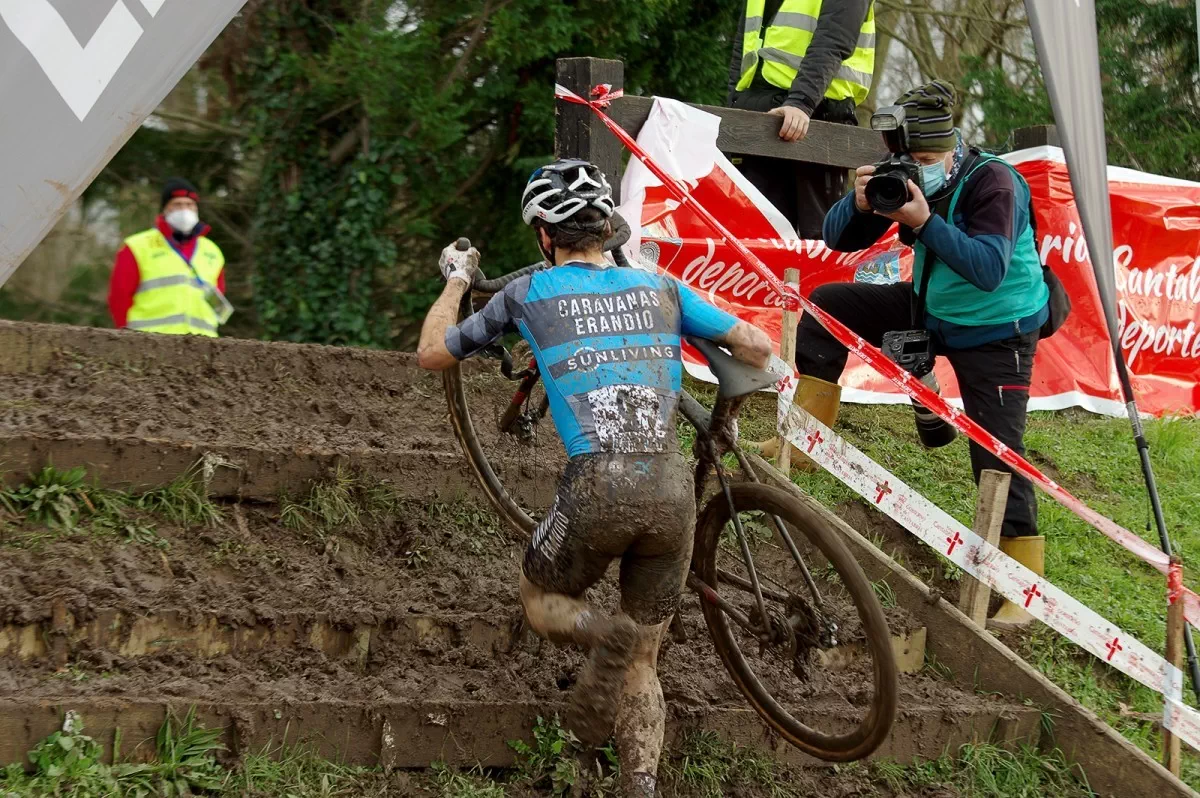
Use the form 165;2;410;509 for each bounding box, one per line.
135;466;223;528
0;708;225;797
661;731;796;797
0;714;1095;797
0;466;167;549
870;742;1090;797
755;399;1200;786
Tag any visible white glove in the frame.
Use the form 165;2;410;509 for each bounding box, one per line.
439;243;480;286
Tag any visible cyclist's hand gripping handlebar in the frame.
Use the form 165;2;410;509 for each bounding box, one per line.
439;238;479;286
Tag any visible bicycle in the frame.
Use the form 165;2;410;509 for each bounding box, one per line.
441;235;898;762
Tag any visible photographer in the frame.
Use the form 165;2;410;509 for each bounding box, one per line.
799;80;1052;631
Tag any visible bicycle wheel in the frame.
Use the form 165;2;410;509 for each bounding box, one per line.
693;481;897;761
444;342;566;537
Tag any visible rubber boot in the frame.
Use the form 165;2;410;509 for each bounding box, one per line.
751;375;841;472
987;536;1045;631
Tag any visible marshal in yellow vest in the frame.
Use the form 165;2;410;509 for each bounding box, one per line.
736;0;875;106
124;229;225;337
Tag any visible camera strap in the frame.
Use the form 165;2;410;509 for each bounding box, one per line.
910;194;953;327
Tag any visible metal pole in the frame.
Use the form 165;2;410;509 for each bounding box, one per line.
1112;356;1200;700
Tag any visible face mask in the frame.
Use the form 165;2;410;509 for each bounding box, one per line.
165;208;199;234
921;160;948;196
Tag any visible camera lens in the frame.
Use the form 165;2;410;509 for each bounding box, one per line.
866;172;911;214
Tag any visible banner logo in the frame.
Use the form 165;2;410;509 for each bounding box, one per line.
0;0;165;121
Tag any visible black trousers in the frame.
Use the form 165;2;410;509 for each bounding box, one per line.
728;89;856;240
796;282;1039;538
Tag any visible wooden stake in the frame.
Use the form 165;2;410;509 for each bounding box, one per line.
1164;556;1184;777
956;469;1011;628
776;268;800;473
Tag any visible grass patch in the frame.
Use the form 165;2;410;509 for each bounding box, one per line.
507;715;591;795
0;708;224;797
870;742;1090;797
432;762;508;797
661;731;795;797
0;466;167;549
135;465;223;528
224;741;382;797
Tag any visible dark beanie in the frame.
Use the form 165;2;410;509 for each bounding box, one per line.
161;177;199;209
895;80;957;152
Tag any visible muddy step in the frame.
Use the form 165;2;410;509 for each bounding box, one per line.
0;608;520;666
4;606;929;674
0;697;1041;771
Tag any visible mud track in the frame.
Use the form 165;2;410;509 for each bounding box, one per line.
3;320;1191;798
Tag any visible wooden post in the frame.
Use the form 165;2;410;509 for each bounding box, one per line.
1164;556;1184;777
776;268;800;472
554;57;625;202
957;469;1011;628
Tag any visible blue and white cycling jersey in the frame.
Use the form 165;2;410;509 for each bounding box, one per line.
445;262;738;458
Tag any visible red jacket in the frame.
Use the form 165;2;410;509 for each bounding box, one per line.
108;216;226;328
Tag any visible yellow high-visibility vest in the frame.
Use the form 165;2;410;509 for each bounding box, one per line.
124;228;225;337
736;0;875;106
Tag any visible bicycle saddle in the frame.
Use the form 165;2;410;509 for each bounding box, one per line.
687;336;778;399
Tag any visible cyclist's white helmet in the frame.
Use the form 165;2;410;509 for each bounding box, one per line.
521;159;615;226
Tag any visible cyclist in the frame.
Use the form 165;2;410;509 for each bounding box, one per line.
417;159;771;796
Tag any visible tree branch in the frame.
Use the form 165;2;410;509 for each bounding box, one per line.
877;1;1025;28
152;110;246;138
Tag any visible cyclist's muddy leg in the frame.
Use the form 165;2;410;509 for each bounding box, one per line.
519;571;598;644
614;621;668;797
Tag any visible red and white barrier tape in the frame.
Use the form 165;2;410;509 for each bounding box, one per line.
554;83;1200;628
768;357;1200;752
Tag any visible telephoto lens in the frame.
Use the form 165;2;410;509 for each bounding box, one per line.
913;372;957;448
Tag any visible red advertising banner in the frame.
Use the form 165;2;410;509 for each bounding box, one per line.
619;100;1200;417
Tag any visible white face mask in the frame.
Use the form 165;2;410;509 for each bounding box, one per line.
165;208;199;234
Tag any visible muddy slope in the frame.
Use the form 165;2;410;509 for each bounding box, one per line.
2;488;994;731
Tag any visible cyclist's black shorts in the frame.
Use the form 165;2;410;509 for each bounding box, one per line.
522;451;695;625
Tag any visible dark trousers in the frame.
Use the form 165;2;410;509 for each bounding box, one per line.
734;156;848;240
728;89;856;240
796;282;1039;538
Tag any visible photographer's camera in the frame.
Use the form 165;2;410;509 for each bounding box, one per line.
865;106;923;214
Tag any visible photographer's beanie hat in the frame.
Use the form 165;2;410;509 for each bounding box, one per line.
896;80;957;152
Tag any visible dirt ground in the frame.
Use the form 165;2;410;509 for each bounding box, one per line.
0;322;451;453
0;489;982;717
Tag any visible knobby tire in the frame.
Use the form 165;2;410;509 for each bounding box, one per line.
693;482;898;761
443;365;536;537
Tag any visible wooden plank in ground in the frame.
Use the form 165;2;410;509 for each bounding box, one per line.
0;697;1039;771
957;469;1010;628
776;268;799;473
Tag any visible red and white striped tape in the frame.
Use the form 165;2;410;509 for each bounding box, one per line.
553;83;1200;629
769;357;1200;752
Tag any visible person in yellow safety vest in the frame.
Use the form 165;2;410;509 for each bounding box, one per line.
108;178;230;337
726;0;875;239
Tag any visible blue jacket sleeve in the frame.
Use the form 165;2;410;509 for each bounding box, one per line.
915;164;1018;293
822;192;893;252
675;280;739;341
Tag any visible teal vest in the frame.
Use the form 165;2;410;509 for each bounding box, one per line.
913;156;1049;328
